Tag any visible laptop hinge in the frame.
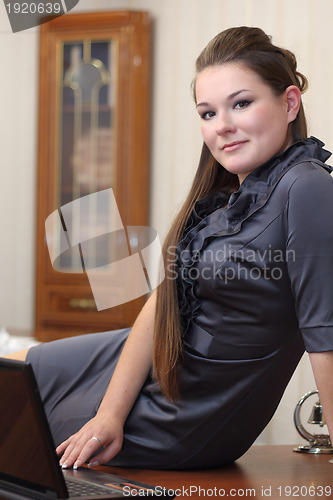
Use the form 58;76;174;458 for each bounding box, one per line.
46;489;59;499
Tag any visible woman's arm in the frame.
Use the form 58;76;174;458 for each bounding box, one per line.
56;290;157;469
308;351;333;441
285;169;333;441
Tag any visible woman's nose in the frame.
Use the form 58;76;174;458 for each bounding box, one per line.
215;113;236;135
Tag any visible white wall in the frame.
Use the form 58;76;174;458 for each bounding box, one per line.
0;0;332;445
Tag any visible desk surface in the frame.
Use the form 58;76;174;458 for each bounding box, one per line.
98;445;333;499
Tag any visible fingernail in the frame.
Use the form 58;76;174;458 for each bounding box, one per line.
61;462;68;469
73;461;81;470
88;461;99;468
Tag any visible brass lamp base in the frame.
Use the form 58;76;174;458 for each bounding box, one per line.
294;445;333;454
294;434;333;454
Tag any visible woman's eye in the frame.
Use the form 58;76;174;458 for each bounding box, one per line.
234;100;252;110
201;111;216;120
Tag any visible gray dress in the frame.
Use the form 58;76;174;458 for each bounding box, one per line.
27;137;333;470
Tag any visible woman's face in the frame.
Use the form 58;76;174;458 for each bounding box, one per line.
195;62;299;183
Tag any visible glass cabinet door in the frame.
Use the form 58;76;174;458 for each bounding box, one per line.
35;11;151;341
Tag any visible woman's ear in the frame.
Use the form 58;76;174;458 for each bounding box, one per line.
285;85;302;124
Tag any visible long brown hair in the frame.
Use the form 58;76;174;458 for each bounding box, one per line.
153;26;308;401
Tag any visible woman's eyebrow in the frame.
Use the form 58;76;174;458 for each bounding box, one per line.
196;89;250;108
228;89;250;100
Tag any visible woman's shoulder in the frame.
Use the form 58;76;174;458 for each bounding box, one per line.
284;159;333;227
286;159;333;198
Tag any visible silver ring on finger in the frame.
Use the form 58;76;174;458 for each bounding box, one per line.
91;436;103;448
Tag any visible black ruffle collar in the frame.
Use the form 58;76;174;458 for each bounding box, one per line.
178;137;331;260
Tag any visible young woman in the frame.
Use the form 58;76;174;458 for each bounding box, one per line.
5;26;333;470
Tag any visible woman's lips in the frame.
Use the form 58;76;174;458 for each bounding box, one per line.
222;141;248;152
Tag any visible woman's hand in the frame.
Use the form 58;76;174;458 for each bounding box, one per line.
56;411;123;469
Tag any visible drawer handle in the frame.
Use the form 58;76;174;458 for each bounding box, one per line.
69;298;96;310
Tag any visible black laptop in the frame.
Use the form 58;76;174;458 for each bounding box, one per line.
0;358;175;499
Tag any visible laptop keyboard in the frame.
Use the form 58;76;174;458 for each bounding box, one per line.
66;477;121;497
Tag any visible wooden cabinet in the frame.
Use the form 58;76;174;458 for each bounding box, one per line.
35;11;152;341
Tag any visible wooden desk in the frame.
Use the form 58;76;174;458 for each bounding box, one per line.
98;445;333;499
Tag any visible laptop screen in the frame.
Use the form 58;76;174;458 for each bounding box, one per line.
0;360;67;498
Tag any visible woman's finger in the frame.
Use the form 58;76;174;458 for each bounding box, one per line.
87;438;123;468
56;436;73;456
71;435;112;469
61;436;102;469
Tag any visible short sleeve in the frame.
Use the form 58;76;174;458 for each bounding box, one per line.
286;165;333;352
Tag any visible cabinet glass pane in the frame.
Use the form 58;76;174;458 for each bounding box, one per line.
55;39;118;271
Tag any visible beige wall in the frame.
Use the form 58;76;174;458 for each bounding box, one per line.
0;0;332;445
